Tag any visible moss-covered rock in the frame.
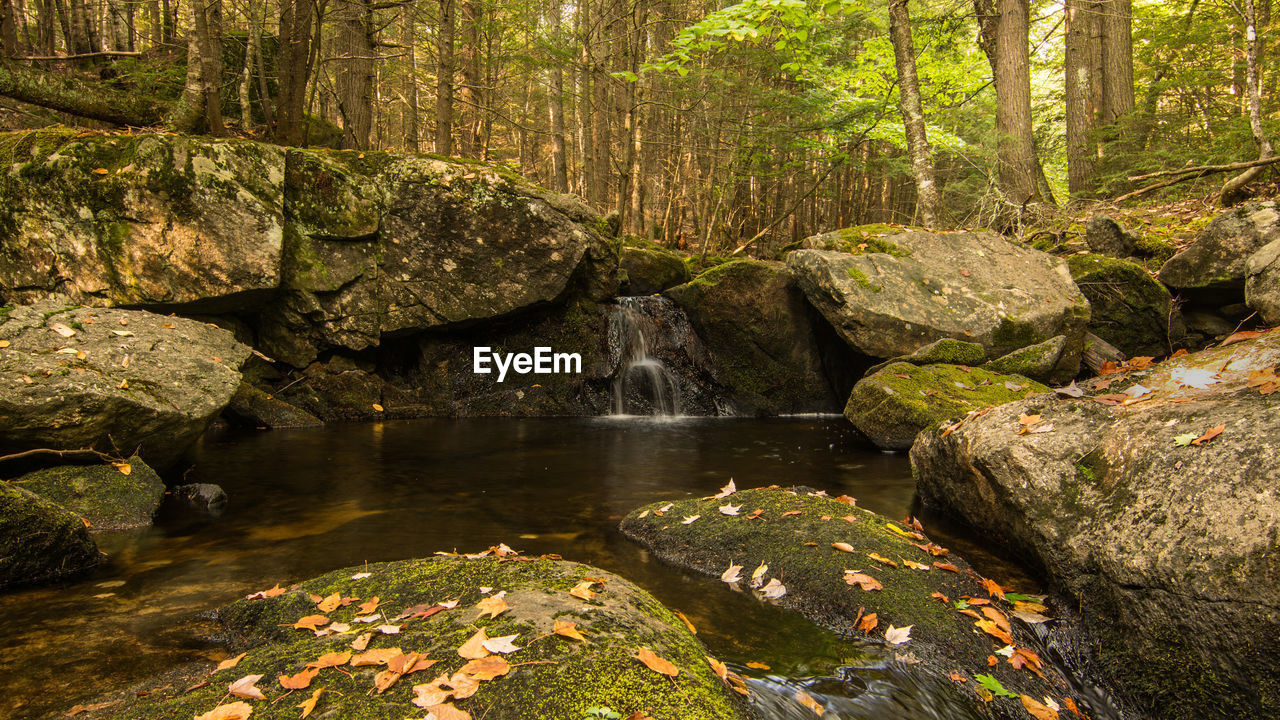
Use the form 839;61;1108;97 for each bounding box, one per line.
664;260;847;415
620;246;690;295
224;382;324;428
1083;215;1140;258
0;129;284;313
1246;238;1280;326
1157;201;1280;295
1068;253;1183;357
844;362;1046;450
0;481;100;588
787;230;1090;380
81;556;753;720
11;457;163;531
865;338;988;376
620;487;1080;719
912;332;1280;720
0;300;251;468
981;336;1069;384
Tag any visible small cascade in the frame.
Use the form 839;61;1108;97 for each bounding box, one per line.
609;297;683;416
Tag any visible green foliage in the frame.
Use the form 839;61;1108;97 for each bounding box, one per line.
974;673;1019;698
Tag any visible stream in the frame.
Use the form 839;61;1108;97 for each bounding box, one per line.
1;417;1015;720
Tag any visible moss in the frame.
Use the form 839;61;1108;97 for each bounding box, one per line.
991;316;1042;352
1067;253;1177;357
91;556;748;720
845;266;882;292
0;481;101;589
12;457;165;531
903;339;987;367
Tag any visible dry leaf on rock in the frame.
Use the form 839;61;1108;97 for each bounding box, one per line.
278;667;319;690
721;563;743;584
475;595;510;619
228;674;266;700
713;479;737;499
553;620;586;641
316;593;341;613
569;580;599;600
1020;695;1059;720
482;634;522;654
423;703;472;720
194;702;254;720
292;615;329;632
636;648;679;677
458;629;491;659
706;656;728;681
245;585;285;600
215;653;247;672
844;571;882;591
857;613;878;634
460;655;511;680
306;652;351;670
719;504;742;516
831;542;855;553
884;625;912;645
760;578;787;599
297;688;323;719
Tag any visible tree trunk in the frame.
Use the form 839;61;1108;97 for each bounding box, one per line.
0;56;169;123
335;0;375;150
888;0;940;227
547;0;568;192
1099;0;1134;137
1222;0;1274;205
194;0;224;135
275;0;314;146
992;0;1041;205
248;2;273;129
456;0;480;158
1064;0;1096;196
402;1;419;152
435;0;454;155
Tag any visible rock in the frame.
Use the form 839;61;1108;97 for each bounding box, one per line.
845;362;1046;450
1083;215;1140;257
258;149;610;367
12;457;164;531
276;355;402;422
981;336;1069;384
167;483;228;516
1067;253;1184;358
0;300;251;468
224;382;323;428
0;481;100;588
863;338;988;377
0;129;284;313
911;332;1280;719
620;487;1082;719
82;556;751;720
665;260;846;414
619;245;690;295
1246;238;1280;326
1157;200;1280;295
787;230;1089;378
1182;309;1235;339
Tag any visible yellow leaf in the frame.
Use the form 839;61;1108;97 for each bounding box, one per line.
316;593;341;613
868;553;898;567
674;610;697;634
705;655;728;681
457;628;491;659
195;702;254;720
475;595;510;619
795;689;825;715
1020;695;1059;720
215;653;247;672
636;648;679;677
460;655;510;680
372;403;385;412
553;620;586;641
297;688;323;719
92;167;110;175
569;580;598;600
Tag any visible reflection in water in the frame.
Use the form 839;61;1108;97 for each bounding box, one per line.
0;417;934;720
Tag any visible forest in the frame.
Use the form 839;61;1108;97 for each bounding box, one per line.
0;0;1276;253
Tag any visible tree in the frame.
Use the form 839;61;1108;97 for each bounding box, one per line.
977;0;1043;206
335;0;376;149
1064;0;1135;196
887;0;939;228
436;0;455;155
1221;0;1273;204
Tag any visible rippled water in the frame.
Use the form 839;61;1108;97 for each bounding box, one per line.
0;417;997;720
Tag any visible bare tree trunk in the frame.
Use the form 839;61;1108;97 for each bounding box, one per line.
402;1;419;151
435;0;454;154
547;0;568;192
335;0;375;149
1222;0;1274;204
1099;0;1134;139
276;0;315;145
888;0;940;227
248;1;274;129
0;55;169;122
990;0;1042;205
456;0;480;157
1065;0;1096;196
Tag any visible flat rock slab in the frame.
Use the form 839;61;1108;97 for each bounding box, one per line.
0;481;100;588
0;300;251;467
0;129;284;312
11;456;164;531
787;231;1089;376
620;487;1086;719
912;331;1280;719
77;555;752;720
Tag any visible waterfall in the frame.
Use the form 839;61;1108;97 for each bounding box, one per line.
608;297;684;416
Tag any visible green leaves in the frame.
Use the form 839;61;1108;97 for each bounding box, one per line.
1174;432;1199;447
974;673;1019;698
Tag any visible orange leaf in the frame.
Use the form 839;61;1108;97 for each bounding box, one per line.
931;592;949;603
795;689;825;716
857;613;878;634
1220;329;1266;347
949;671;967;683
569;580;598;600
980;606;1011;635
351;648;402;666
316;593;341;613
674;610;697;634
194;702;254;720
245;585;286;600
933;562;960;572
975;619;1014;645
843;571;882;591
475;595;510;619
1063;697;1087;719
745;661;771;670
306;652;351;670
979;577;1007;600
278;667;319;690
867;553;898;567
553;620;587;641
358;596;381;614
293;615;329;632
458;629;491;659
706;656;728;682
1192;424;1225;446
636;648;679;677
781;510;802;517
297;688;322;719
215;653;247;672
1020;694;1060;720
460;655;510;681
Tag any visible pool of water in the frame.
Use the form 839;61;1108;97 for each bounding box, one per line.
0;417;992;720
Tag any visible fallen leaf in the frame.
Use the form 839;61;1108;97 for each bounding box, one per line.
293;615;329;632
306;652;351;670
1012;610;1053;624
760;578;787;599
831;542;855;553
458;629;490;659
980;577;1007;600
745;661;771;670
1063;697;1086;719
1170;367;1220;389
1021;694;1060;720
721;563;743;584
245;585;286;600
372;403;385;412
351;648;402;666
931;591;949;603
482;634;521;654
974;673;1018;698
194;702;254;720
460;655;511;680
1192;424;1225;446
682;515;701;524
569;580;598;600
215;653;247;672
795;689;825;716
1220;329;1266;346
411;675;453;708
975;619;1015;645
554;620;587;641
316;593;341;613
358;597;381;614
868;553;898;567
1054;381;1085;398
1019;413;1042;427
278;667;319;690
981;606;1011;635
949;671;967;683
1173;432;1199;447
781;510;803;517
750;563;769;588
228;674;266;700
297;688;322;718
719;504;742;516
844;571;882;591
903;559;931;571
884;625;912;645
422;702;471;720
745;508;764;519
636;648;678;677
475;595;510;619
351;572;372;580
857;613;878;634
706;656;728;681
713;479;737;499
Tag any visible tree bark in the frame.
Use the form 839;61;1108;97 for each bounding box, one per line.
0;56;169;123
547;0;568;192
1064;0;1096;196
275;0;314;145
335;0;375;150
888;0;940;228
1221;0;1274;205
401;1;418;152
456;0;480;158
993;0;1041;205
435;0;454;155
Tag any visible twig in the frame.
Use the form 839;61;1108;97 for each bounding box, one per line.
1128;155;1280;182
0;447;119;465
17;51;143;60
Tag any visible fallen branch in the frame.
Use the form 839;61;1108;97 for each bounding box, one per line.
1127;155;1280;182
0;447;120;466
16;51;144;61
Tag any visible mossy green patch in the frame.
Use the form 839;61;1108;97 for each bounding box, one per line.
1067;253;1178;357
12;457;164;531
87;556;749;720
0;481;100;589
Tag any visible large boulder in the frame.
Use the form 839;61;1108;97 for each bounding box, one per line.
787;230;1089;378
224;382;324;429
1157;200;1280;295
258;150;616;367
11;457;164;531
665;260;847;414
79;555;752;720
620;486;1090;719
620;245;690;295
1246;238;1280;326
0;129;284;312
911;332;1280;719
0;300;251;467
845;362;1046;450
0;481;100;588
1083;215;1140;258
1067;253;1184;357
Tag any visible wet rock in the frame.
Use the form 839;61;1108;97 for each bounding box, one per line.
620;487;1081;720
665;260;845;414
1246;238;1280;326
1067;253;1183;358
0;300;251;468
82;556;751;720
620;245;689;295
1182;309;1235;339
276;355;401;422
0;129;284;313
167;483;227;516
1157;200;1280;296
911;333;1280;719
845;362;1046;450
981;336;1069;384
257;150;611;367
0;481;100;588
224;382;323;428
12;457;164;531
1083;215;1140;258
787;230;1089;378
